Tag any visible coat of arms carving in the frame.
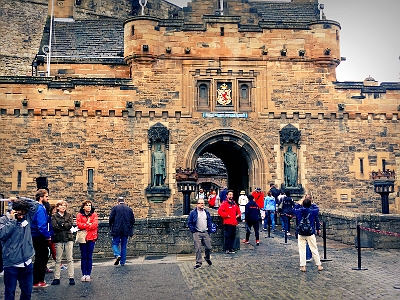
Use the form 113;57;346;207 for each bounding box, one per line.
217;83;232;105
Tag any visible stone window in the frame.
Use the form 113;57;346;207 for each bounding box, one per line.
238;82;251;111
197;81;210;110
17;171;22;188
87;168;94;190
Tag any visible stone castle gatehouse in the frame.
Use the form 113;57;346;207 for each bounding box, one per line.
0;0;399;218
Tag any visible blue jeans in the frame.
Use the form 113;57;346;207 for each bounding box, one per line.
264;211;275;230
4;263;33;300
112;235;129;265
306;242;312;260
281;215;291;232
79;241;95;276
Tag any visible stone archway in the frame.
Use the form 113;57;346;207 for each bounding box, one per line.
184;128;269;197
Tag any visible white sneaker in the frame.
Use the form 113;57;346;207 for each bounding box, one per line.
86;275;91;282
81;276;87;282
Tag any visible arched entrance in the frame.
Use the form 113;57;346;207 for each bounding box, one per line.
184;128;269;197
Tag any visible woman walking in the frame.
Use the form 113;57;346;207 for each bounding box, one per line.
76;200;98;282
293;197;323;272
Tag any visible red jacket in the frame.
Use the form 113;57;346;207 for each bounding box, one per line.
252;191;265;210
76;211;98;241
218;200;241;226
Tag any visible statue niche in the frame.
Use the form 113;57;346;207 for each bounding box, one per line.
145;123;170;202
279;124;303;196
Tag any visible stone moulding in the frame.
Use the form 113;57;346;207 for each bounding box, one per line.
0;109;398;122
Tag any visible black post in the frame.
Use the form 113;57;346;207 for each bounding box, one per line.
320;222;332;262
352;224;367;270
284;230;287;243
182;191;191;215
381;193;389;214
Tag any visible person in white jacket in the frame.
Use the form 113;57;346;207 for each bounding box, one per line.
238;190;248;222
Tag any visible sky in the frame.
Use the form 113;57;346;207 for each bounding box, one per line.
168;0;400;83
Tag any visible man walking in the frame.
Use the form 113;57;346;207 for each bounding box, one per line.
109;197;135;266
0;198;38;299
31;189;51;288
243;194;260;245
218;190;241;254
187;199;213;269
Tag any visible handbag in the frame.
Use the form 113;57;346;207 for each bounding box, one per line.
75;230;87;244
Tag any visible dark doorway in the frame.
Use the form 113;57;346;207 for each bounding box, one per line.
196;141;250;199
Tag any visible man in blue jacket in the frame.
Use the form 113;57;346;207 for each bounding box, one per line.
0;198;38;299
31;189;51;288
109;197;135;266
187;199;213;269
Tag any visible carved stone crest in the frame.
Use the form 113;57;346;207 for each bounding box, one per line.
148;122;169;149
217;83;232;105
280;124;301;149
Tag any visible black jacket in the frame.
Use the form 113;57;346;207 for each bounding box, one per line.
109;203;135;236
51;211;74;242
245;200;260;222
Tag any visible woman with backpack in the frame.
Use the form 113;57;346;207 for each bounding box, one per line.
293;197;323;272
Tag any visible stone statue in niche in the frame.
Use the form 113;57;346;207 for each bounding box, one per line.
284;145;298;187
152;144;166;186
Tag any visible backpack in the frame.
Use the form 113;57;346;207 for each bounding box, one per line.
297;212;313;236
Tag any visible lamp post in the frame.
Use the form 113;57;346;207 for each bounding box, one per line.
176;168;198;215
372;169;396;214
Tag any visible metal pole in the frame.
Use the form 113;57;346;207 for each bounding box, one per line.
381;193;389;214
182;192;191;215
352;224;367;270
320;222;332;262
47;0;54;76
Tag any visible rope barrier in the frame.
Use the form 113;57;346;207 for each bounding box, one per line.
359;225;400;237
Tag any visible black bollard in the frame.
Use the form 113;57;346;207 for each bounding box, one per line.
284;229;288;243
266;221;274;238
352;224;367;270
320;222;332;262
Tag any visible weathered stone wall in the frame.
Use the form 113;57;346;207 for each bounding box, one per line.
72;213;225;259
0;0;48;76
319;210;400;249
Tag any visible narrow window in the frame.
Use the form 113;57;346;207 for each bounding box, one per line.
382;159;386;171
131;26;135;35
88;169;93;185
17;171;22;188
199;84;208;99
220;27;224;36
359;158;364;174
241;85;248;99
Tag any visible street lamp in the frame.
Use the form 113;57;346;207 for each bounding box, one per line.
372;169;396;214
176;168;198;215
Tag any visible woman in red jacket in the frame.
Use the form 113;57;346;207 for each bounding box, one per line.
218;190;241;254
76;200;98;282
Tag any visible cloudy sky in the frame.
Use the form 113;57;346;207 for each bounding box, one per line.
167;0;400;83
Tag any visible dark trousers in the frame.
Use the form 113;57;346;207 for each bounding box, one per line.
4;263;33;300
245;220;260;241
224;225;237;252
79;241;95;276
32;236;49;284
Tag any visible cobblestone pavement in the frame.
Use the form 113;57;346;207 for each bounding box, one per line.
1;225;399;300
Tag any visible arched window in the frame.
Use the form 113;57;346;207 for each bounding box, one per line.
239;83;251;110
197;81;210;109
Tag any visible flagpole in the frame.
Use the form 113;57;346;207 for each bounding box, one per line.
47;0;54;76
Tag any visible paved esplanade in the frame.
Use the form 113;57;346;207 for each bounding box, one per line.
2;226;399;300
